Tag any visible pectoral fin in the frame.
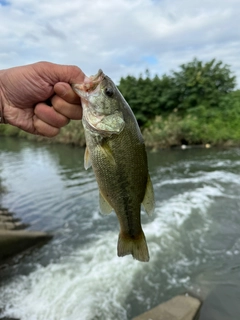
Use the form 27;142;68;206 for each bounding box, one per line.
99;192;113;215
142;174;155;216
98;143;116;166
84;147;92;170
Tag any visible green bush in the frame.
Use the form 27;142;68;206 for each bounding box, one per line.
143;96;240;148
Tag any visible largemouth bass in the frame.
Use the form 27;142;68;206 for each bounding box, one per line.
72;70;155;262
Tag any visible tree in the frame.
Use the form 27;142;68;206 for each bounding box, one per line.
118;70;164;126
171;58;236;111
118;58;237;126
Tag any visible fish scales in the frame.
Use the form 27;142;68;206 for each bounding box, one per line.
72;70;155;262
93;126;148;237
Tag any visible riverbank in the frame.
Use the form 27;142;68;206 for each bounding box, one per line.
1;111;240;150
0;120;86;148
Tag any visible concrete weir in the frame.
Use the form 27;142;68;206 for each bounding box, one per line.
133;295;201;320
0;208;52;261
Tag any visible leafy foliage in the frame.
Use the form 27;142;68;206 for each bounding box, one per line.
171;58;236;111
118;71;162;126
118;58;237;125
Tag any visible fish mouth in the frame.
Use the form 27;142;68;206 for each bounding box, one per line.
72;69;104;99
89;69;104;81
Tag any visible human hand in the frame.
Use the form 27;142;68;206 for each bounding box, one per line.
0;61;85;136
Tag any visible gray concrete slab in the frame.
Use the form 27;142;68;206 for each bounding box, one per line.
0;208;52;261
0;230;52;260
0;214;20;222
198;284;240;320
0;221;29;230
133;295;201;320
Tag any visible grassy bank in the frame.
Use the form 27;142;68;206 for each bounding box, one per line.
0;120;86;147
143;102;240;148
1;103;240;149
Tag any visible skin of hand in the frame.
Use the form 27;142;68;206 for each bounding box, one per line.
0;61;85;137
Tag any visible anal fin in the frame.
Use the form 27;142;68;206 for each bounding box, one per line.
142;174;155;216
99;192;113;215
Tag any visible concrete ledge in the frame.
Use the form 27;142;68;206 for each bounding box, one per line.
0;230;52;260
0;221;29;230
0;208;52;261
0;209;14;216
133;295;201;320
0;316;20;320
0;215;20;222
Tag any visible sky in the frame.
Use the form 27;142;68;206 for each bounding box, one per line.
1;0;240;85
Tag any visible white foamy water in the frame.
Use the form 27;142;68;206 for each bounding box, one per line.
0;238;143;320
0;181;223;320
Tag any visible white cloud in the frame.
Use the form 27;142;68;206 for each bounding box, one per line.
0;0;240;85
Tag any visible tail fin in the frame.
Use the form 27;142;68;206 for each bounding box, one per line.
117;230;149;262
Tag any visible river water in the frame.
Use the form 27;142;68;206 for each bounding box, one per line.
1;137;240;319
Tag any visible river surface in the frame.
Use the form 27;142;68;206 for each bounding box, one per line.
1;137;240;319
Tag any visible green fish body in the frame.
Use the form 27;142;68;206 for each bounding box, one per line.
72;70;155;262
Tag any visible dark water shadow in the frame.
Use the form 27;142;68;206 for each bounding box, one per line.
197;283;240;320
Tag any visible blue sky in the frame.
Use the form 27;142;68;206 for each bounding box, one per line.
0;0;10;6
1;0;240;85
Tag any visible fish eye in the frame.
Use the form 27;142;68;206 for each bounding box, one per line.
104;87;114;97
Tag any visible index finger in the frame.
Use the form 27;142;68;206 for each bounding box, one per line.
54;82;81;104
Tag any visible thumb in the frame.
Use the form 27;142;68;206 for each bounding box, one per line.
54;82;80;104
